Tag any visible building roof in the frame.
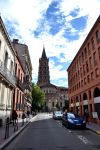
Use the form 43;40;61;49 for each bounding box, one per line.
40;83;57;89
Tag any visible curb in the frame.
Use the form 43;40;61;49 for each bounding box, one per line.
86;127;100;135
0;115;37;150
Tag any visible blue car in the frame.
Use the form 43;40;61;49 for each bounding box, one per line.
62;112;86;129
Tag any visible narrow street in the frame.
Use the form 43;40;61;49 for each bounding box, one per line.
4;113;100;150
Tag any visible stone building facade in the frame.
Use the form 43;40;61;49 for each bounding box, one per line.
12;39;32;113
13;54;25;118
37;47;68;111
0;16;16;125
67;15;100;123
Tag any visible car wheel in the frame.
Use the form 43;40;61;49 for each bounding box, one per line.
66;122;70;129
62;121;64;126
82;125;86;129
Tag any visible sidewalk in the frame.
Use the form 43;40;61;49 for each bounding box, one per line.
0;115;37;150
86;122;100;135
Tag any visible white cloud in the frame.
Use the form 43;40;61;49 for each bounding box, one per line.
0;0;100;87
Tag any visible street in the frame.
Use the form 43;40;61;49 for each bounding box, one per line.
4;113;100;150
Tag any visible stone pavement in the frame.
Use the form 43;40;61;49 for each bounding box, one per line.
0;115;37;150
86;122;100;135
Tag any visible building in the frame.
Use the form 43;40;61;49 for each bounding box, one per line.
12;39;32;113
37;46;68;111
67;15;100;123
0;16;16;125
13;54;25;118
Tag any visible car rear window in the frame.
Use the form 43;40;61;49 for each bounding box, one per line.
68;113;79;119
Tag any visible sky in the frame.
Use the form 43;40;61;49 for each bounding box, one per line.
0;0;100;87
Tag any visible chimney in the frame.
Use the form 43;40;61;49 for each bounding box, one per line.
13;39;19;44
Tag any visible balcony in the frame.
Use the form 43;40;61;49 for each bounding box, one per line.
0;60;16;86
16;103;24;110
16;77;25;91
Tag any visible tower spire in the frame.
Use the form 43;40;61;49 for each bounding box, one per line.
37;45;50;86
41;45;47;58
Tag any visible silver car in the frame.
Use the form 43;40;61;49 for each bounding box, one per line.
53;111;63;120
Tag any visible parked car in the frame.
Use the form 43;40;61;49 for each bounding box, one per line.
53;111;63;120
62;112;86;129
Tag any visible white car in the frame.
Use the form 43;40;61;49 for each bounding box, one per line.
53;111;63;120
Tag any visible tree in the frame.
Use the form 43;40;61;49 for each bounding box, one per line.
62;100;69;112
31;83;45;112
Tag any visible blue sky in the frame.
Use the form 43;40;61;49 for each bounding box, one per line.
0;0;100;87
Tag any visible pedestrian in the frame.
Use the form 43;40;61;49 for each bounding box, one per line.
84;109;89;124
12;110;18;126
27;110;30;118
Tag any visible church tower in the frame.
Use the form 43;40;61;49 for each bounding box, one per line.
37;46;50;86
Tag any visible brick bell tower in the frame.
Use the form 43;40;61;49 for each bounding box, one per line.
37;46;50;86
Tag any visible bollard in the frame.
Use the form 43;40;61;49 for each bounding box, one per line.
14;119;18;132
22;118;24;126
5;117;9;139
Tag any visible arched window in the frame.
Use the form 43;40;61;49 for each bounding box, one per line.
94;87;100;97
83;93;87;100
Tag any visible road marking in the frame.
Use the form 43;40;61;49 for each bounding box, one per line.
68;130;72;133
77;135;92;144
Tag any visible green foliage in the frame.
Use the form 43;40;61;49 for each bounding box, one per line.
31;83;45;111
63;100;69;112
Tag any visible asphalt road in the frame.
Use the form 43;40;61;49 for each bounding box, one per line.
4;113;100;150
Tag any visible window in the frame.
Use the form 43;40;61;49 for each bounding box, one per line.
88;43;91;55
80;67;82;77
93;52;97;66
95;68;99;77
84;48;87;58
87;75;90;83
84;77;86;85
82;52;84;62
86;61;89;73
91;72;94;80
15;63;17;75
16;89;19;104
98;47;100;60
81;80;83;86
4;51;8;68
91;37;95;50
10;60;13;74
18;69;20;79
89;57;92;69
96;30;100;43
83;65;85;75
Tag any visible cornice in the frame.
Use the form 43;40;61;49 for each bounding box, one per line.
0;16;16;55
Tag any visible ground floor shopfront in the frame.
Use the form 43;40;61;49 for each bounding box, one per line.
69;85;100;124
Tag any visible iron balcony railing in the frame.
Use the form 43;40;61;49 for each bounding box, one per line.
16;77;25;91
0;60;16;86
